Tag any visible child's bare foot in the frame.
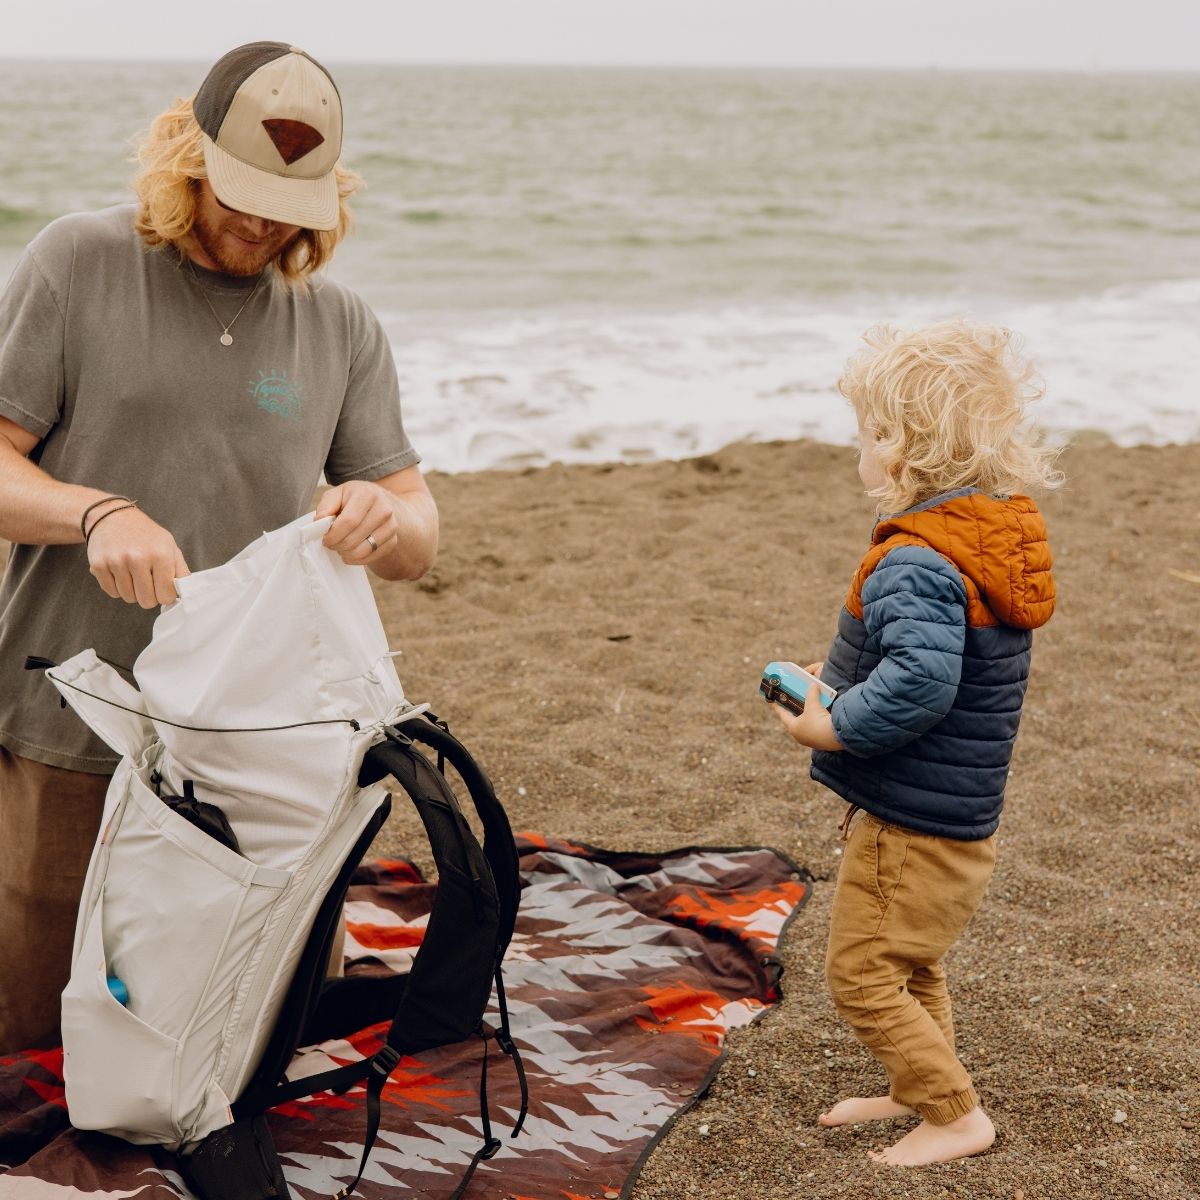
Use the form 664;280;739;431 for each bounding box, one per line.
818;1095;915;1127
867;1106;995;1166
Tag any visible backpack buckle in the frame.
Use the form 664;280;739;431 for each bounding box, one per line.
370;1044;402;1079
480;1137;503;1160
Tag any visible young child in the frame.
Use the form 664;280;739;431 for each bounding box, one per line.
774;321;1060;1167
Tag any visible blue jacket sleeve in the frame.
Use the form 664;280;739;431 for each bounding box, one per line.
831;546;967;758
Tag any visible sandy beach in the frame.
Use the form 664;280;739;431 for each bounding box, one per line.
2;436;1196;1198
368;437;1200;1200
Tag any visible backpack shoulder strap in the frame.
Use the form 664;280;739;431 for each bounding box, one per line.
403;715;521;951
402;717;529;1132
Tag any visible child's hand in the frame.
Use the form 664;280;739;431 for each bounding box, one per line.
773;682;843;752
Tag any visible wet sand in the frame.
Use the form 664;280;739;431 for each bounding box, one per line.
370;438;1200;1200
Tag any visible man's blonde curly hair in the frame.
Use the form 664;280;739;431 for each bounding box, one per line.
839;320;1064;515
131;97;362;291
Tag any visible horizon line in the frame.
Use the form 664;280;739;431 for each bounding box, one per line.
0;55;1197;74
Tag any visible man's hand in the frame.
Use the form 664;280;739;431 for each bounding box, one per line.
315;469;438;581
315;479;399;565
87;506;190;608
772;680;843;751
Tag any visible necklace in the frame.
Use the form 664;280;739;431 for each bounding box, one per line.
187;262;266;346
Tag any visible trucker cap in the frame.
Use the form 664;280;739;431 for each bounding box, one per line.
194;42;343;231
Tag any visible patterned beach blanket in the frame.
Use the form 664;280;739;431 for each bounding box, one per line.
0;834;810;1199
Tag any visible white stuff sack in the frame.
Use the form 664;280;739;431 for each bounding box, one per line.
47;512;415;1148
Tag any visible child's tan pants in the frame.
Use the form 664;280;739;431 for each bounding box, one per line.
826;809;996;1125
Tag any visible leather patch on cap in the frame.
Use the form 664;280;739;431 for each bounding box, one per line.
262;119;325;166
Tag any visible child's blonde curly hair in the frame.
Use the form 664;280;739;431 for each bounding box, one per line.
130;97;362;293
839;320;1064;514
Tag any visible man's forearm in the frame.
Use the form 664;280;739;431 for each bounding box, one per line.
369;489;438;582
0;435;112;546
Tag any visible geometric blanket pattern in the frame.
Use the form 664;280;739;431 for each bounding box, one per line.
0;834;810;1199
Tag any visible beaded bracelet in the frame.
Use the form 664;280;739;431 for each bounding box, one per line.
84;502;139;546
80;495;135;541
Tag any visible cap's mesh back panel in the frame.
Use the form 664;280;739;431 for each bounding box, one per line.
193;41;290;137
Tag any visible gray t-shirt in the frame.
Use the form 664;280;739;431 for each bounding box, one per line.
0;205;419;772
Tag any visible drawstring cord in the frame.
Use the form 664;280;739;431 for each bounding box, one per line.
839;804;860;842
26;658;364;733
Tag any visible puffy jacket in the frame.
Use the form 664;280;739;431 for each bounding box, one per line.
810;488;1055;840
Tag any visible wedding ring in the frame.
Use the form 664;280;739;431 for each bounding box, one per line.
365;533;380;552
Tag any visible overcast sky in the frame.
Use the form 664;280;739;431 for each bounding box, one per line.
2;0;1197;70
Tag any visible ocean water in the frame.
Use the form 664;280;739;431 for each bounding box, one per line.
1;61;1197;470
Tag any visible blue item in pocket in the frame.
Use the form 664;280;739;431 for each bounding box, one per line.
106;976;129;1006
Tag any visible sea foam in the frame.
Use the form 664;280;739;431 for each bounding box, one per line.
383;278;1200;474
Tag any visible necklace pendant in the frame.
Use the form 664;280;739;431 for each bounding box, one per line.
220;332;234;346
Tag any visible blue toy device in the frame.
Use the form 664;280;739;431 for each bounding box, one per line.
759;661;836;716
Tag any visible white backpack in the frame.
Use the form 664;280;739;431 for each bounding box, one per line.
34;514;524;1198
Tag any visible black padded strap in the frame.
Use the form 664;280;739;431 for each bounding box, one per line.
397;721;528;1140
357;732;501;1055
402;720;521;953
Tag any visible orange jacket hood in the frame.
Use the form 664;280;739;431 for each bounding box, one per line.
853;489;1056;630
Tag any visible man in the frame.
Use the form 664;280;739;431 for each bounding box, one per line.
0;42;438;1052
